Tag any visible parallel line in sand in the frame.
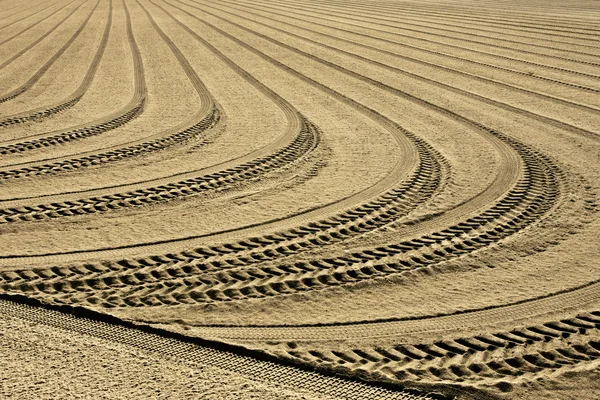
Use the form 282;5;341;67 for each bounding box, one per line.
310;0;600;37
20;0;571;307
0;0;320;225
211;0;600;91
191;0;599;140
0;0;147;160
0;0;568;311
285;0;600;47
0;0;109;127
231;0;600;72
0;0;443;266
269;0;600;58
0;0;65;33
0;0;557;280
0;0;75;48
0;0;113;106
0;0;219;180
0;0;86;70
332;0;600;29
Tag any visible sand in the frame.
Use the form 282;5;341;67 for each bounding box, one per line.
0;0;599;398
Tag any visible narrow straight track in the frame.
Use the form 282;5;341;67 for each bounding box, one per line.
0;296;447;400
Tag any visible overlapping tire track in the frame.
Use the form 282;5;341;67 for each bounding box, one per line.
276;311;600;384
0;0;449;296
0;0;108;128
1;1;597;395
0;0;147;159
0;0;573;310
49;131;558;308
42;0;572;307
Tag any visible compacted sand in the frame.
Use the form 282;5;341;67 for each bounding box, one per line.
0;0;599;399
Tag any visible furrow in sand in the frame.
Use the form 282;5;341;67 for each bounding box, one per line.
0;0;85;70
0;0;212;179
309;0;600;37
13;0;574;307
278;0;600;49
0;0;318;225
0;0;434;266
0;0;67;34
0;0;563;310
224;0;600;103
0;0;75;50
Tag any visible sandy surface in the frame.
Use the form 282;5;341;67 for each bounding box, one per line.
0;0;598;398
0;315;326;400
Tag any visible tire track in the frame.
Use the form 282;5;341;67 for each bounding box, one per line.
290;0;600;48
210;0;600;135
319;0;600;37
0;0;446;276
0;0;75;49
0;0;563;308
0;0;147;157
29;0;570;307
0;0;318;223
0;0;85;70
158;279;600;337
53;132;558;309
277;311;600;384
346;0;600;31
0;0;108;128
0;297;445;400
0;0;217;180
239;0;600;93
0;0;66;33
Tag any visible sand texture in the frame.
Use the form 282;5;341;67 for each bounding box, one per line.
0;0;599;398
